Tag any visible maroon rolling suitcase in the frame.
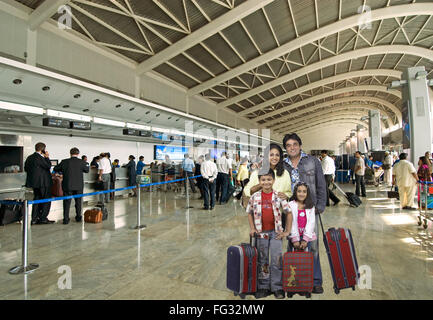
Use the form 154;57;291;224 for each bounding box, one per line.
319;214;359;294
283;248;314;298
226;235;258;299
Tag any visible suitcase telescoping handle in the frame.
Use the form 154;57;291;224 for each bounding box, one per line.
318;213;327;238
250;233;257;247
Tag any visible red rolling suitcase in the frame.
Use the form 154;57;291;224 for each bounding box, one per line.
319;214;359;294
226;235;258;299
283;248;314;298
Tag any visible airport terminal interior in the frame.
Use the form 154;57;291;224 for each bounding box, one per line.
0;0;433;301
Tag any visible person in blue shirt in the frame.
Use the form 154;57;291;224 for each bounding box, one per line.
181;154;196;194
136;156;145;175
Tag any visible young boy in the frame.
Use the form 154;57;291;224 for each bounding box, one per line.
247;168;292;299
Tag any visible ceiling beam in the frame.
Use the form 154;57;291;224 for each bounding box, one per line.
269;95;400;129
135;0;274;75
291;117;368;133
239;69;401;116
214;45;430;109
254;85;401;124
296;121;366;134
29;0;71;30
273;106;388;133
271;100;395;131
188;3;433;96
283;111;377;132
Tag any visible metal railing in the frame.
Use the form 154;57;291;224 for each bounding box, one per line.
0;174;201;275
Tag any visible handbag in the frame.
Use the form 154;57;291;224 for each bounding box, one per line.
387;186;399;199
95;180;105;191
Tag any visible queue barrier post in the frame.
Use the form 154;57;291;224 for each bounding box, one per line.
131;184;146;230
185;172;193;209
9;200;39;275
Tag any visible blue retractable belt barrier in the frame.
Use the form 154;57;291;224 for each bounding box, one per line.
27;175;202;205
0;200;24;206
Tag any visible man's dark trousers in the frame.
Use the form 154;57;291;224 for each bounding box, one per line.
184;171;196;193
202;179;216;209
63;190;83;222
355;174;366;197
31;187;52;222
324;174;340;205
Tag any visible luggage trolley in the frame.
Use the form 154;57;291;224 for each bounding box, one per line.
417;181;433;229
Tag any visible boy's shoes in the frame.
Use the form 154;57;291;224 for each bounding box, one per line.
255;289;270;299
274;290;285;299
312;286;324;294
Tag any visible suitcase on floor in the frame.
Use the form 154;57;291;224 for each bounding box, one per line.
51;174;63;197
332;182;362;207
0;200;24;225
283;248;314;298
96;202;108;221
319;215;359;294
227;235;258;299
84;208;103;223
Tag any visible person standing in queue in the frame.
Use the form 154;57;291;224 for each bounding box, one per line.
195;156;205;200
181;154;196;194
54;147;89;224
125;155;137;197
283;133;327;294
216;151;230;204
136;156;145;176
354;151;367;198
321;150;340;206
200;154;218;210
81;155;88;166
98;153;112;204
24;142;54;225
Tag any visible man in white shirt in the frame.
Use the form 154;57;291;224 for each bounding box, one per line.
392;153;418;210
216;152;230;204
98;152;112;203
321;150;340;206
200;154;218;210
354;151;367;197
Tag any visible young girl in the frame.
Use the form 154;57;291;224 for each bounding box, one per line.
247;169;292;299
288;182;317;251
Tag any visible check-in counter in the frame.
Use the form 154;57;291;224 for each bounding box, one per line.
0;172;27;200
0;167;131;202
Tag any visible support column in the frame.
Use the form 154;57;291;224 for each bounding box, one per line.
186;95;189;115
134;75;141;98
369;110;382;151
26;28;37;66
357;125;367;153
401;66;432;162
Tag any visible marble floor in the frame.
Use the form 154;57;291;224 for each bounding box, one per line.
0;183;433;300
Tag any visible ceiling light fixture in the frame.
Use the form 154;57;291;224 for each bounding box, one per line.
0;101;44;115
13;79;22;85
62;105;70;109
74;94;81;98
94;99;100;103
93;117;125;127
46;109;91;122
42;86;50;91
115;104;121;108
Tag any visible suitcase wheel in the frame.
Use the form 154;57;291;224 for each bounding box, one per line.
352;286;356;291
287;293;293;299
306;293;311;298
233;292;238;297
334;288;340;295
239;293;246;300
